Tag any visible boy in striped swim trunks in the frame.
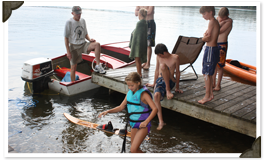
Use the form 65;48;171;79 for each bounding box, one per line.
199;6;220;104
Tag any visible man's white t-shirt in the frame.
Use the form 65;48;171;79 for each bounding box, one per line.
64;18;88;45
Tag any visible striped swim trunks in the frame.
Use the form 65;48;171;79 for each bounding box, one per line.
202;46;220;75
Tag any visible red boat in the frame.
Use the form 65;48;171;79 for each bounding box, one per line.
21;41;134;96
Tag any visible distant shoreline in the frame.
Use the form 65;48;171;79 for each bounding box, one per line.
222;6;256;10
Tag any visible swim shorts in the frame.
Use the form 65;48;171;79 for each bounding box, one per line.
147;20;156;47
130;116;151;133
202;46;220;75
217;42;228;68
154;77;175;101
69;42;91;65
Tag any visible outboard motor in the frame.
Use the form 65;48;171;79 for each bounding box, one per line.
21;57;53;93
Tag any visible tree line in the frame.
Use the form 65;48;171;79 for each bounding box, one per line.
225;6;256;10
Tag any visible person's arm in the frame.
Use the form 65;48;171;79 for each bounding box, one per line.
219;19;232;34
98;95;127;118
64;20;72;61
135;6;140;16
202;20;214;42
85;34;95;42
65;37;71;61
139;92;158;128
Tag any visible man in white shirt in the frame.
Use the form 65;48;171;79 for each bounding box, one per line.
64;6;106;82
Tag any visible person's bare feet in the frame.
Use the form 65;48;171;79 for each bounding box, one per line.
198;96;212;104
166;91;174;99
157;122;166;130
143;65;150;70
213;86;221;91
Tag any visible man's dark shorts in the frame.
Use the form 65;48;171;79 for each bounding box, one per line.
154;77;175;101
147;20;156;47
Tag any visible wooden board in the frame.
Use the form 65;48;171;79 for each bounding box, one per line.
63;113;131;137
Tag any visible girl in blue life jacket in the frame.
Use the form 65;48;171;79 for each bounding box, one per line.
98;72;157;153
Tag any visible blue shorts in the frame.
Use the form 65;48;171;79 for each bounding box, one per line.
154;77;175;101
202;46;220;75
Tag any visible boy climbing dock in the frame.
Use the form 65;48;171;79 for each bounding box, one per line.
198;6;220;104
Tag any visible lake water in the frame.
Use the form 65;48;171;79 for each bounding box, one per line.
7;5;256;155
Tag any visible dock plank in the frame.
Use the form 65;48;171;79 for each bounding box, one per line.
214;90;256;112
242;109;256;122
91;65;256;138
232;102;256;118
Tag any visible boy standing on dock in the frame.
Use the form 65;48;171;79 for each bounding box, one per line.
198;6;220;104
146;43;183;130
213;7;233;91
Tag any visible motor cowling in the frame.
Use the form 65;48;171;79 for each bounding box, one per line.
21;58;53;93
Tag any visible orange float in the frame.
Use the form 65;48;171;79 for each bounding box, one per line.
223;59;256;83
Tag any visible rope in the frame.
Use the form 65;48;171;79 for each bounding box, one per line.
121;102;152;153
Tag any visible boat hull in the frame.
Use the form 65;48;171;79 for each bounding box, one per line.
22;41;134;96
48;78;99;96
224;59;256;83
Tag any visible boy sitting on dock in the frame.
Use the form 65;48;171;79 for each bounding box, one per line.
213;7;233;91
146;43;183;130
198;6;220;104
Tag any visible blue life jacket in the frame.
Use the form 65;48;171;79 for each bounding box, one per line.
126;86;152;128
121;86;152;153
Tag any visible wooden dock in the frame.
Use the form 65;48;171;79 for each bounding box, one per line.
92;65;256;138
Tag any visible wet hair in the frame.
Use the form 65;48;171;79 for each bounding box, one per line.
139;8;147;19
125;72;143;88
154;43;168;55
218;7;229;18
199;6;215;16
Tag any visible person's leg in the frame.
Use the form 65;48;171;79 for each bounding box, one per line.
214;43;226;91
87;42;101;65
198;75;212;104
160;63;174;99
130;128;148;153
87;42;106;73
209;75;214;99
212;65;218;88
154;92;166;130
214;67;223;91
70;64;77;82
142;46;152;70
135;57;142;77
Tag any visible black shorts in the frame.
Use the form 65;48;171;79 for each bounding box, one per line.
147;20;156;47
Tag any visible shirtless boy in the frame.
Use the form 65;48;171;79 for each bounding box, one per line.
146;43;183;130
135;6;156;70
198;6;220;104
213;7;233;91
